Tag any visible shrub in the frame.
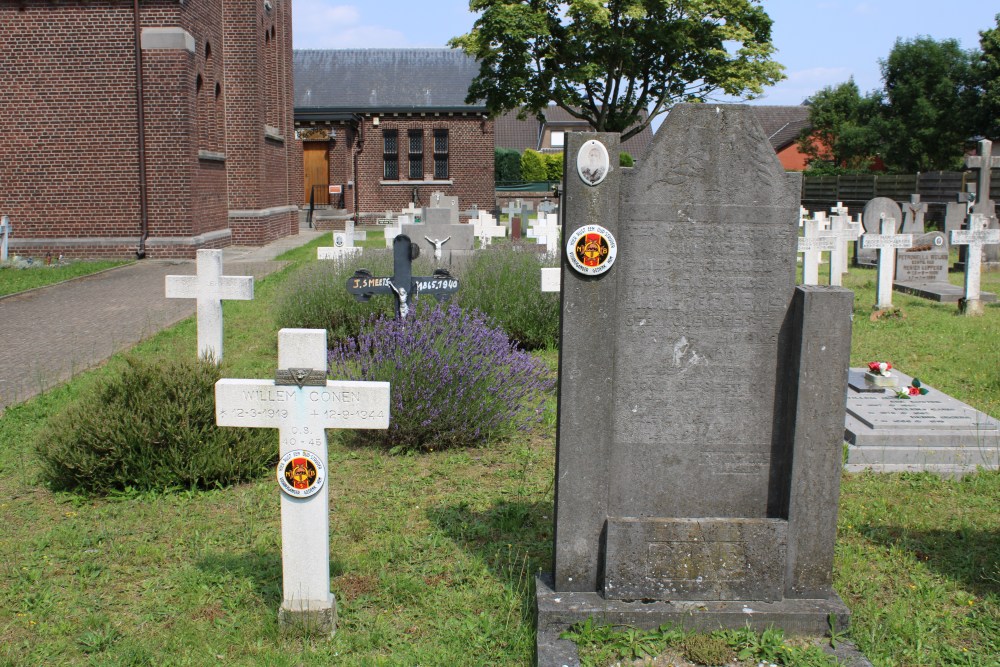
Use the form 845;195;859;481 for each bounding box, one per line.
544;152;564;181
495;147;522;183
328;303;554;452
455;244;560;350
37;356;273;494
683;634;734;666
520;149;548;182
619;151;635;167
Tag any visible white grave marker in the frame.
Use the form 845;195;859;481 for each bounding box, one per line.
828;213;862;285
165;249;253;362
0;215;10;262
951;214;1000;315
862;214;913;309
470;211;505;248
526;213;561;255
215;328;389;635
318;231;362;260
796;220;837;285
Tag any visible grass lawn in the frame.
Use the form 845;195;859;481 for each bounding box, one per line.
0;237;998;666
0;259;132;297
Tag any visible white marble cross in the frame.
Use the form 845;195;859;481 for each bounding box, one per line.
830;202;849;218
165;249;253;362
797;220;837;285
526;213;561;255
318;231;363;261
401;202;421;218
541;267;561;292
0;215;10;262
383;216;406;248
828;213;862;285
951;214;1000;315
216;328;389;635
799;206;810;228
862;214;913;309
470;211;505;248
966;139;1000;218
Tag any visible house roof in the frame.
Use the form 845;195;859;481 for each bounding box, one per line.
293;49;485;114
749;105;812;151
495;107;656;158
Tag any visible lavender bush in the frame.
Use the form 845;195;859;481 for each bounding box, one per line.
329;303;555;452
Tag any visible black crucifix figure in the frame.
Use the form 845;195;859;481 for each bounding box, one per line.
346;234;459;319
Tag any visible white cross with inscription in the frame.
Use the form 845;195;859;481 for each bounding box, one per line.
0;215;11;262
797;220;837;285
526;213;561;255
215;328;389;635
318;231;362;261
830;202;849;218
862;214;913;309
966;139;1000;218
828;213;861;285
471;211;506;248
165;249;253;362
951;214;1000;316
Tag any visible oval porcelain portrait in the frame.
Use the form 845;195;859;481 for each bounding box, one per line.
577;139;610;187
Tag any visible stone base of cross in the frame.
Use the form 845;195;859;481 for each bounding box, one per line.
165;249;254;362
216;328;390;636
952;214;1000;316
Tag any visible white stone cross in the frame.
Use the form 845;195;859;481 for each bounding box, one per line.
215;328;389;635
813;210;830;232
165;249;253;362
966;139;1000;218
862;214;913;309
470;211;505;248
830;202;849;218
0;215;10;262
799;206;809;228
424;236;451;261
797;220;837;285
383;216;406;248
318;231;363;261
541;267;561;292
401;202;421;218
526;213;561;256
951;213;1000;315
828;214;862;285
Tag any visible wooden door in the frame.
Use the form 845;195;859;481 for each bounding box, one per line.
303;142;330;205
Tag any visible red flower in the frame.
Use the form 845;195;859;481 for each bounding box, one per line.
908;386;920;396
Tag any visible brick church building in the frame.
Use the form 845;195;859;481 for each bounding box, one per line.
1;0;300;259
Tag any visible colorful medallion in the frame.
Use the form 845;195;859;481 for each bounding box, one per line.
566;224;617;276
277;449;326;498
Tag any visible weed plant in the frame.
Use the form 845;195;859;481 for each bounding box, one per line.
456;243;560;350
36;355;273;494
329;303;555;451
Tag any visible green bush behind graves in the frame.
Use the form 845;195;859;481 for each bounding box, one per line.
36;355;273;494
456;244;560;350
520;149;548;182
495;147;522;183
620;151;635;167
544;152;564;181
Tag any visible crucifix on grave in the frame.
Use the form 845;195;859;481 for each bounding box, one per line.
0;215;11;262
862;213;913;310
165;249;254;362
424;235;450;261
951;214;1000;316
346;234;459;319
216;328;390;636
797;219;838;285
901;194;928;235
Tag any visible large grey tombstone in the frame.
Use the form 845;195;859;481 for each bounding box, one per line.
428;192;459;223
901;194;927;236
422;207;453;226
401;222;474;267
857;197;902;267
537;108;853;661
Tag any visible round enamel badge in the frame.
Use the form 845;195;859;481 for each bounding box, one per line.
277;449;325;498
566;225;617;276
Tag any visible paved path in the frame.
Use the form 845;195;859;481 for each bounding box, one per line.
0;229;324;413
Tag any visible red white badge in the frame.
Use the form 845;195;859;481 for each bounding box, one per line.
566;224;617;276
277;449;326;498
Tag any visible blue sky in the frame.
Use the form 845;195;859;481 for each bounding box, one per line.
292;1;998;107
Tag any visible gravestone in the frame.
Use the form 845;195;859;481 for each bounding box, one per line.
0;215;10;262
428;192;459;223
828;212;861;282
216;328;390;634
944;193;974;262
537;108;853;663
422;208;454;226
538;200;559;215
401;222;474;267
861;214;912;310
857;197;902;267
965;139;1000;268
165;249;253;362
951;214;1000;315
526;213;561;255
470;211;505;248
540;267;560;292
383;216;405;247
346;235;459;319
844;368;1000;476
318;231;362;261
796;220;836;285
501;200;525;241
892;232;993;303
900;194;928;235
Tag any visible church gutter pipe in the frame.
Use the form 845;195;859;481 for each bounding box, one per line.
133;0;150;259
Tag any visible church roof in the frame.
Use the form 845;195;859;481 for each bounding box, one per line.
294;49;485;113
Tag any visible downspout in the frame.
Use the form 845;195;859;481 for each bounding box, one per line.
133;0;150;259
352;114;363;219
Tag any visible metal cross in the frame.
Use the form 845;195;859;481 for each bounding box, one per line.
346;234;459;319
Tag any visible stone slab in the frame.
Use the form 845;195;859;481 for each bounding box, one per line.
893;281;997;303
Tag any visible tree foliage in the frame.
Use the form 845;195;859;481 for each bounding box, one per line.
975;13;1000;141
799;79;883;172
495;147;523;183
520;148;549;181
879;36;979;172
450;0;785;141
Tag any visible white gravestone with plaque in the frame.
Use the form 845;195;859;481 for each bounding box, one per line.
796;219;836;285
318;231;362;261
215;328;390;635
951;214;1000;315
862;214;912;309
165;249;253;362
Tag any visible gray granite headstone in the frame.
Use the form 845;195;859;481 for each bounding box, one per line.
428;192;460;223
857;197;902;266
400;222;474;267
422;208;453;226
537;107;853;662
891;232;992;302
900;195;927;236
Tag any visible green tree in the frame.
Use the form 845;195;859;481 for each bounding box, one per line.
495;147;523;183
975;14;1000;141
544;152;564;180
450;0;785;142
799;79;883;172
879;36;979;172
520;149;548;181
